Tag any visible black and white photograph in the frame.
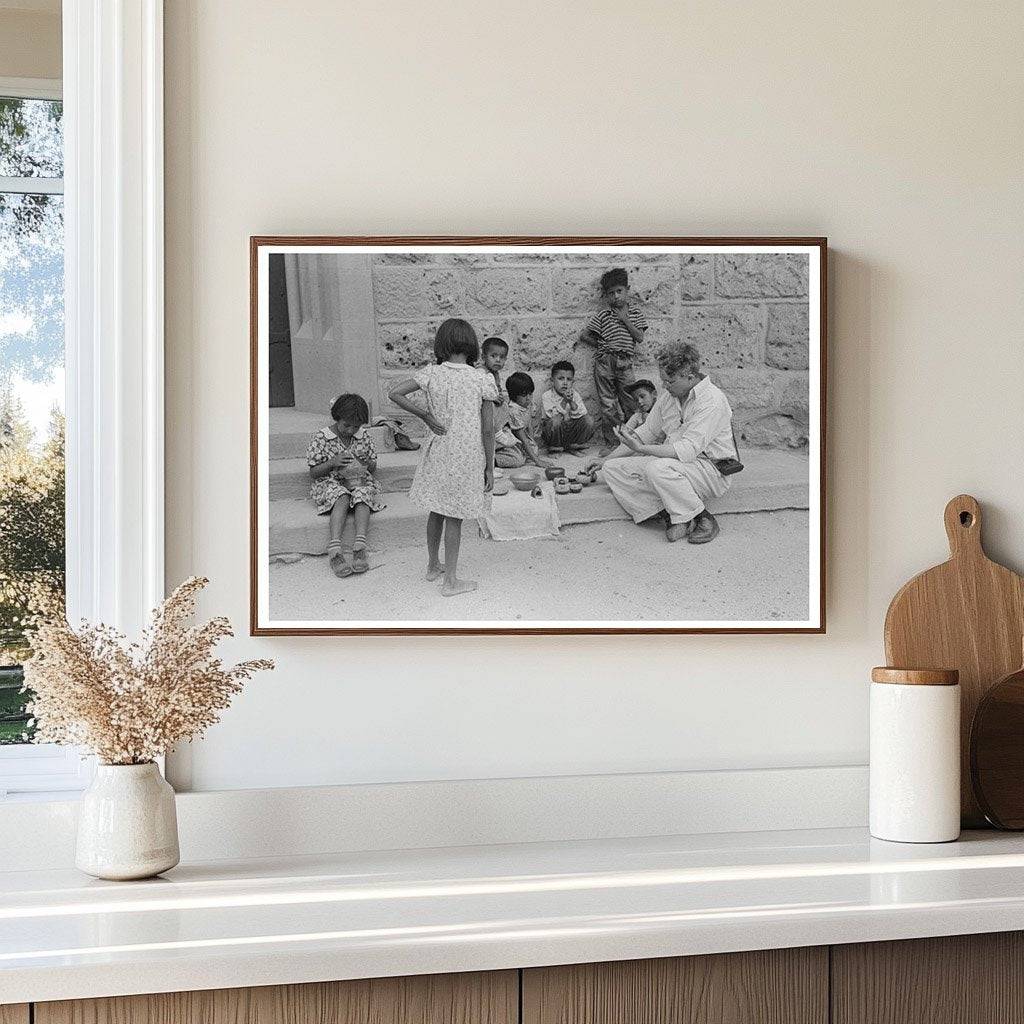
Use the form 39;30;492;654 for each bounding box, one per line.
251;239;825;634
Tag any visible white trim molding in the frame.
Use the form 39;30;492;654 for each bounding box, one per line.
63;0;164;635
0;765;869;870
0;743;93;800
0;76;62;100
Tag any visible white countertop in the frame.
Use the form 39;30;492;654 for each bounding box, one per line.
4;826;1024;1004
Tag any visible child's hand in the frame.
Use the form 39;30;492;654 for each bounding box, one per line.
484;466;493;492
613;305;631;322
329;451;352;468
424;414;447;436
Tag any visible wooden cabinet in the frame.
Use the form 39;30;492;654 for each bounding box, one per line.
34;971;517;1024
22;932;1024;1024
522;948;827;1024
832;932;1024;1024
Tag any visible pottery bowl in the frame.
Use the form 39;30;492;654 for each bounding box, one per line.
510;470;541;491
544;466;566;480
569;481;583;493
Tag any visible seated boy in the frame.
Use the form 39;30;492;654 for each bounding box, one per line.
540;360;595;454
497;372;554;469
480;336;509;402
578;267;649;455
623;379;658;432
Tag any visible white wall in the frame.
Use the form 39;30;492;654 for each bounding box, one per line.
164;1;1024;792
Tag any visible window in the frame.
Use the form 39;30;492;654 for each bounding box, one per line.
0;80;82;796
0;7;166;798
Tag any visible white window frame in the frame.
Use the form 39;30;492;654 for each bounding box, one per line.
0;1;165;799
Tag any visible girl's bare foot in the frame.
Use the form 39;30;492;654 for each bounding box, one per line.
425;562;445;581
441;578;477;597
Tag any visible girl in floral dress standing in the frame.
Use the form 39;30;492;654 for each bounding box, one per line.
389;319;496;597
307;393;385;577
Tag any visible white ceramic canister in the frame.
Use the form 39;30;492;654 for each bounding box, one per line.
870;667;961;843
76;762;180;880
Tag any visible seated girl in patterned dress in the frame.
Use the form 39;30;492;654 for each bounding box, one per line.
306;393;385;578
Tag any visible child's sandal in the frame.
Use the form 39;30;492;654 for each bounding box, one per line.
352;540;369;574
329;545;354;578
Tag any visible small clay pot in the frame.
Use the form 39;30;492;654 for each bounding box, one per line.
569;481;583;493
574;471;591;487
545;466;566;480
530;484;544;498
554;477;571;495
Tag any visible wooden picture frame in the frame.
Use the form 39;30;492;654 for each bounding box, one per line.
250;236;827;635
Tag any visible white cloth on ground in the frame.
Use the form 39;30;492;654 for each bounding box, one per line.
479;483;561;541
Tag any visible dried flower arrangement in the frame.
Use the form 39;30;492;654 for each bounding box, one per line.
22;576;273;765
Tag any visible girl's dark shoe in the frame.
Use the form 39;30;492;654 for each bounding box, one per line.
351;546;370;573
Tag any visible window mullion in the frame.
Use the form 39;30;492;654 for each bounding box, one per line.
0;176;64;195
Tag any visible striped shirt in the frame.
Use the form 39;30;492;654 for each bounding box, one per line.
585;306;649;356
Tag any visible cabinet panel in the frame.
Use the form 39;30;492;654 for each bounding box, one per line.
522;948;828;1024
832;932;1024;1024
0;1006;29;1024
36;970;517;1024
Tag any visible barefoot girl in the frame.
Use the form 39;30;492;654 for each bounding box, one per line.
389;318;496;597
306;393;384;577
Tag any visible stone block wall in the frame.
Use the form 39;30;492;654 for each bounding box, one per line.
370;252;811;448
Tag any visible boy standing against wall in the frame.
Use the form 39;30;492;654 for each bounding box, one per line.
579;268;649;455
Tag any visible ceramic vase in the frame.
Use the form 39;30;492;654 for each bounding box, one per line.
76;762;180;880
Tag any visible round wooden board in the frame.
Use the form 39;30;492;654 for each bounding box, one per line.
970;664;1024;829
884;495;1024;826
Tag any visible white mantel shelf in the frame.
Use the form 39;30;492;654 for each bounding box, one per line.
5;828;1024;1004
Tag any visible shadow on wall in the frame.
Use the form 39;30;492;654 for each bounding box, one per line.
271;251;812;450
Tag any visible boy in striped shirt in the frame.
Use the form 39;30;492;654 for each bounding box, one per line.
578;268;649;454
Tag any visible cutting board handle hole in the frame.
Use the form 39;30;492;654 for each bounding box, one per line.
960;511;974;527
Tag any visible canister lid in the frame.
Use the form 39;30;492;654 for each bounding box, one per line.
871;667;959;686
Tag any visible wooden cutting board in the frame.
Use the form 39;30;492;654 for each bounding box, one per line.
884;494;1024;826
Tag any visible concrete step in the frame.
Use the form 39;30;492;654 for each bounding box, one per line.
270;451;422;499
268;450;812;557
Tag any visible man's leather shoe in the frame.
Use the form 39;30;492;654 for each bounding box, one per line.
687;511;720;544
666;519;694;543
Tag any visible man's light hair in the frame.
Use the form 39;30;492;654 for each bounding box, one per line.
656;341;701;378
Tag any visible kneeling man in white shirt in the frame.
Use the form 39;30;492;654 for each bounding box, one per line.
588;342;736;544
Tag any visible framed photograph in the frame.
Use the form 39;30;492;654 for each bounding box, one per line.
250;237;826;635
